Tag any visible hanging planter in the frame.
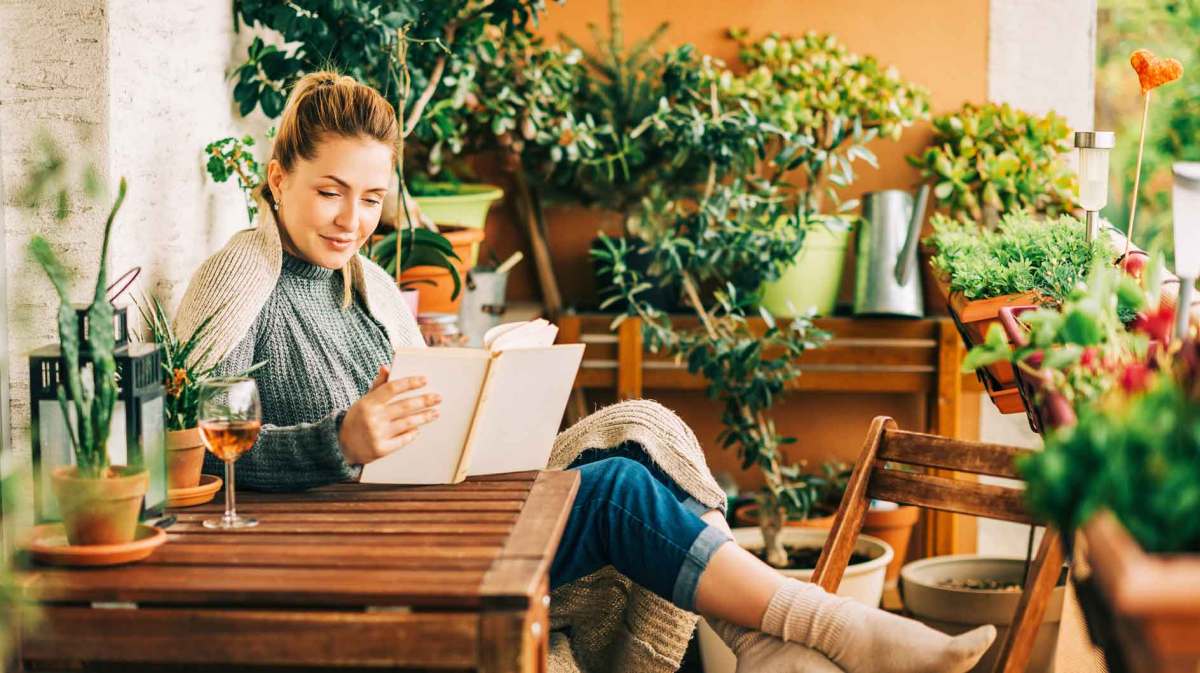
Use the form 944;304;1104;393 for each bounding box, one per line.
412;183;503;266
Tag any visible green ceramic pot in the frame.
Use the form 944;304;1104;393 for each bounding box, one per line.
759;225;851;317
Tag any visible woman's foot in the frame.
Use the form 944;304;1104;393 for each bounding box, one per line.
707;618;845;673
760;579;997;673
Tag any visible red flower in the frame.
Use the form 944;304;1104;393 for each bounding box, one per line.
1119;362;1152;393
1080;346;1099;369
1132;304;1175;344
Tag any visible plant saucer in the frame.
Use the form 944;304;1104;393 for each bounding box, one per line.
26;523;166;567
167;473;222;508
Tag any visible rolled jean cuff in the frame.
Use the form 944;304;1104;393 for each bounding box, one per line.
671;524;733;612
683;496;710;518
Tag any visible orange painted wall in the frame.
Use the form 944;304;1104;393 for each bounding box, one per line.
473;0;990;488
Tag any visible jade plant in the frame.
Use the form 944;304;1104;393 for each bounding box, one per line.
21;138;125;479
908;102;1078;225
368;227;463;298
723;29;930;223
927;211;1115;305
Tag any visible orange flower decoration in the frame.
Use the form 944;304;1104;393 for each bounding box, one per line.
1130;49;1183;95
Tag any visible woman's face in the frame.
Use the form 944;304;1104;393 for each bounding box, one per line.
267;134;393;269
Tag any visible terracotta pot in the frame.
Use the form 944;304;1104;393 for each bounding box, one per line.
166;427;205;490
862;504;920;584
401;226;485;314
931;271;1038;414
50;465;148;546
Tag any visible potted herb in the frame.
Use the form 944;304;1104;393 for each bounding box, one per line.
204;134;265;224
926;211;1113;411
25;160;145;546
962;261;1152;431
723;30;930;317
1019;350;1200;672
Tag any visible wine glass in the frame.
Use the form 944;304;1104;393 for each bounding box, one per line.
198;377;262;529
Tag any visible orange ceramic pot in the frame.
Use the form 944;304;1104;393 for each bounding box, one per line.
50;465;148;546
402;226;485;314
862;505;920;583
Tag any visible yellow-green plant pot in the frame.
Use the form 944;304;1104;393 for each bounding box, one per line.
413;184;503;266
759;226;851;317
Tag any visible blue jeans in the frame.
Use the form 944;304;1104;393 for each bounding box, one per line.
549;442;732;611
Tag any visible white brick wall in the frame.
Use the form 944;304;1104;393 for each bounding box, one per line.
0;0;258;464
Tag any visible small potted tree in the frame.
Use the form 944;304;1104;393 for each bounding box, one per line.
725;30;930;317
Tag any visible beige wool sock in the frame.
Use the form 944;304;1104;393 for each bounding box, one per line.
707;618;845;673
759;578;997;673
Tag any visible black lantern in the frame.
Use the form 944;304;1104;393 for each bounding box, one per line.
30;304;166;521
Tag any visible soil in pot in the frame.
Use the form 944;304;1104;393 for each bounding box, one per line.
50;465;149;546
754;545;871;569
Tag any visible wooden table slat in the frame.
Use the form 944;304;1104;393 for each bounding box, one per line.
146;543;499;569
171;511;520;524
23;607;481;668
165;532;510;547
168;521;516;535
179;499;527;513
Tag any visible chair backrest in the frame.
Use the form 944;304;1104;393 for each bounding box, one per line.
812;416;1040;589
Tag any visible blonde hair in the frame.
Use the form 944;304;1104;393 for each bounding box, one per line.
259;70;399;307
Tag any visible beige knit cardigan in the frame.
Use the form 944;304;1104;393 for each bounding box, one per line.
174;215;728;673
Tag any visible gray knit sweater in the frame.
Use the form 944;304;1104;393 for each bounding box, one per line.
201;252;394;491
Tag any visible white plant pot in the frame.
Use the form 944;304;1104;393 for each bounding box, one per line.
698;527;894;673
900;555;1065;673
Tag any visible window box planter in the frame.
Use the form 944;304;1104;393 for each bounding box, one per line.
1078;512;1200;673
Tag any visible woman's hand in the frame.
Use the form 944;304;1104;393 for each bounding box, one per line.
339;365;441;464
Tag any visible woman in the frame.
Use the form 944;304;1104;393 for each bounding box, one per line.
175;71;995;673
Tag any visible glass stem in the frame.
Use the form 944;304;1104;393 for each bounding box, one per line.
224;459;237;521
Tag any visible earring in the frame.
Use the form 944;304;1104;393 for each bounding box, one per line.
273;201;280;211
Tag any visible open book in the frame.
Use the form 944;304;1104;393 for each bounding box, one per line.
359;320;585;484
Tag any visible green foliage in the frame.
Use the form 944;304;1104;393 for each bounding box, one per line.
927;211;1114;304
1021;374;1200;553
368;227;463;298
136;297;264;431
23;140;126;479
204;135;265;223
908;102;1078;225
229;0;546;126
723;30;930;219
962;262;1150;407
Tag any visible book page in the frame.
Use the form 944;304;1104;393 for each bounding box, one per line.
463;343;585;477
359;348;490;484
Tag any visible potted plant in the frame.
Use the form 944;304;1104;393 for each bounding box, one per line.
926;210;1113;411
24;156;145;546
900;555;1067;673
1018;345;1200;672
723;30;930;317
368;225;464;314
963;260;1154;431
137;297;262;492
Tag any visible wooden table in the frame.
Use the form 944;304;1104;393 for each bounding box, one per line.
18;470;580;672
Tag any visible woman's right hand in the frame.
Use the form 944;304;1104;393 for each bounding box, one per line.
339;365;441;465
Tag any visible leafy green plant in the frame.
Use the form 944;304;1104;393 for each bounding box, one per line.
137;297;265;431
1021;368;1200;553
22;139;126;479
368;227;463;298
908;102;1078;225
723;30;930;222
204;134;266;223
927;211;1114;304
962;262;1151;407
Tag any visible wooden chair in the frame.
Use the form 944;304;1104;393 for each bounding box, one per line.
812;416;1066;673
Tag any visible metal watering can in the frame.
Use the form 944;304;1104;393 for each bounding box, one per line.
853;185;930;318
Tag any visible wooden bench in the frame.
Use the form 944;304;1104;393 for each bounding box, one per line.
18;470;579;672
